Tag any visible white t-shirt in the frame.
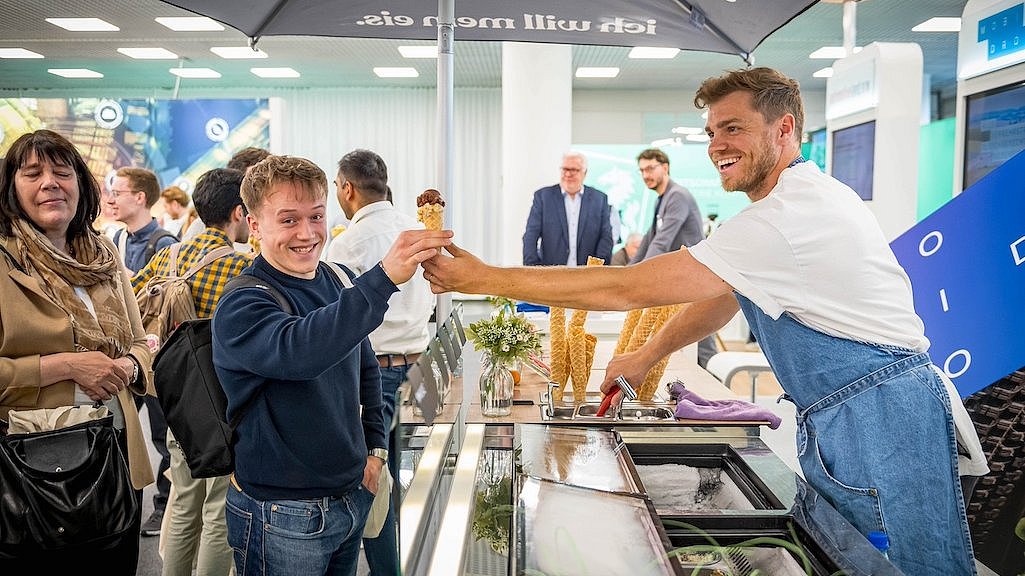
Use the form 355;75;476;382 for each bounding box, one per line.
691;162;987;477
327;201;434;355
690;161;928;352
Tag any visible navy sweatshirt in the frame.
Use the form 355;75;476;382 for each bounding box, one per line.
212;256;396;500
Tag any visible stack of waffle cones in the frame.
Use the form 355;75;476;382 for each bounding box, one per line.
615;304;681;400
547;256;603;403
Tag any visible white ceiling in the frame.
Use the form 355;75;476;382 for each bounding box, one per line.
0;0;968;115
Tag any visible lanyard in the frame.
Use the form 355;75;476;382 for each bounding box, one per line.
787;156;806;169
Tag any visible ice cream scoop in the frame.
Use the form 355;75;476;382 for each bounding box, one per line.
595;375;638;417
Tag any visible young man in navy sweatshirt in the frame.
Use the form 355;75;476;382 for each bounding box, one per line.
211;155;451;576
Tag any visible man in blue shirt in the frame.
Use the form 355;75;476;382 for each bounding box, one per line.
212;155;451;576
105;165;177;536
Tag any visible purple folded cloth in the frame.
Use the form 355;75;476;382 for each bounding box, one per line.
668;381;781;429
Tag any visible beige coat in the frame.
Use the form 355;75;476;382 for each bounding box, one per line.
0;235;155;490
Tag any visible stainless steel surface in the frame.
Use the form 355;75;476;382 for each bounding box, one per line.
426;423;486;576
540;401;676;422
518;425;640;494
400;423;454;575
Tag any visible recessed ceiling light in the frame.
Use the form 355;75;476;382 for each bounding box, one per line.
686;134;710;143
650;137;680;147
0;48;44;59
813;67;834;78
809;46;862;59
912;17;961;32
155;17;225;31
671;126;704;135
398;45;438;58
48;68;103;78
211;46;268;59
628;47;679;59
575;67;619;78
250;67;300;78
46;18;119;32
169;67;221;78
117;47;178;59
374;67;419;78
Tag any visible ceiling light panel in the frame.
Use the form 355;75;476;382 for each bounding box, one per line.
46;18;119;31
398;45;438;58
251;67;300;78
912;17;961;32
0;48;44;58
813;67;834;78
48;68;104;78
155;17;225;31
118;47;179;59
575;67;620;78
374;67;419;78
628;47;679;59
169;67;221;78
212;46;269;59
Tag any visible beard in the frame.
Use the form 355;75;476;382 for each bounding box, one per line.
720;139;777;193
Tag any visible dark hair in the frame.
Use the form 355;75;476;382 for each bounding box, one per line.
337;149;388;200
694;67;805;140
0;129;102;239
192;168;245;227
227;147;270;173
115;166;161;208
637;148;670;167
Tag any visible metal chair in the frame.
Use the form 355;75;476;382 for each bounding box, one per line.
705;350;773;402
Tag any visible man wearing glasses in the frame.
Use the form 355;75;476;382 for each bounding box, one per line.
632;148;715;367
522;151;613;266
105;165;178;538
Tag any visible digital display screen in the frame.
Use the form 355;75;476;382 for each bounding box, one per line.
963;81;1025;190
831;120;876;201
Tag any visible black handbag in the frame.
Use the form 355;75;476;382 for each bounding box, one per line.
0;415;139;558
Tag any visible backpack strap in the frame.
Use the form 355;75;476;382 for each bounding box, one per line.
174;245;235;281
145;229;178;263
218;274;292;430
114;229;127;266
322;261;354;289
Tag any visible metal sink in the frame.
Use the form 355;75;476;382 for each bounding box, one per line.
540;402;676;422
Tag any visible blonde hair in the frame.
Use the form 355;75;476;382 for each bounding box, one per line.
241;155;327;216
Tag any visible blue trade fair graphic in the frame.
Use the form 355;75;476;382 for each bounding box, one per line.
891;149;1025;397
978;3;1025;60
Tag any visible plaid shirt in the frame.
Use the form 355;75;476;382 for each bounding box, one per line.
131;228;252;319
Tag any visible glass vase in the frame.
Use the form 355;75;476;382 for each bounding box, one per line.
479;352;514;417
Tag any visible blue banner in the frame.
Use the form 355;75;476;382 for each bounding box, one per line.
891;149;1025;397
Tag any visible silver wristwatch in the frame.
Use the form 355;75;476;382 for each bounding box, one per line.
369;448;388;462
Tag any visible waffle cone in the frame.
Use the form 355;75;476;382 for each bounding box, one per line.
615;309;643;355
568;325;589;403
626;307;660;353
549;307;568;401
639;354;671;401
584;333;597;374
586;256;605;267
417;204;444;230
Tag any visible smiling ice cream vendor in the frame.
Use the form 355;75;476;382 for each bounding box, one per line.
422;67;988;576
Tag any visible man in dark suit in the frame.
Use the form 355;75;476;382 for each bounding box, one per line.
522;151;613;266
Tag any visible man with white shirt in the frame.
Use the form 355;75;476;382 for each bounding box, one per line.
522;151;613;266
327;148;433;575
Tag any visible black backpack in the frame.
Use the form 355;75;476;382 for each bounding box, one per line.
152;275;288;478
152;263;351;478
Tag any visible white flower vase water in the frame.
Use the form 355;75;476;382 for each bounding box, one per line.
479;352;514;417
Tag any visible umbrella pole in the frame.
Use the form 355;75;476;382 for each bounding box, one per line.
435;0;454;324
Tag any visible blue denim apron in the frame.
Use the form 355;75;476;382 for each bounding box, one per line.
735;293;976;575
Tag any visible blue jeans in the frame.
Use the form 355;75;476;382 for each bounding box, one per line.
225;479;374;576
362;364;406;576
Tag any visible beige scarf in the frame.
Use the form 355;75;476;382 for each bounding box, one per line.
11;219;133;358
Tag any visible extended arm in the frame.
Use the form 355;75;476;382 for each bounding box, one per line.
424;242;731;311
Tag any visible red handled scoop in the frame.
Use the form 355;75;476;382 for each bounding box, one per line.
595;375;638;417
